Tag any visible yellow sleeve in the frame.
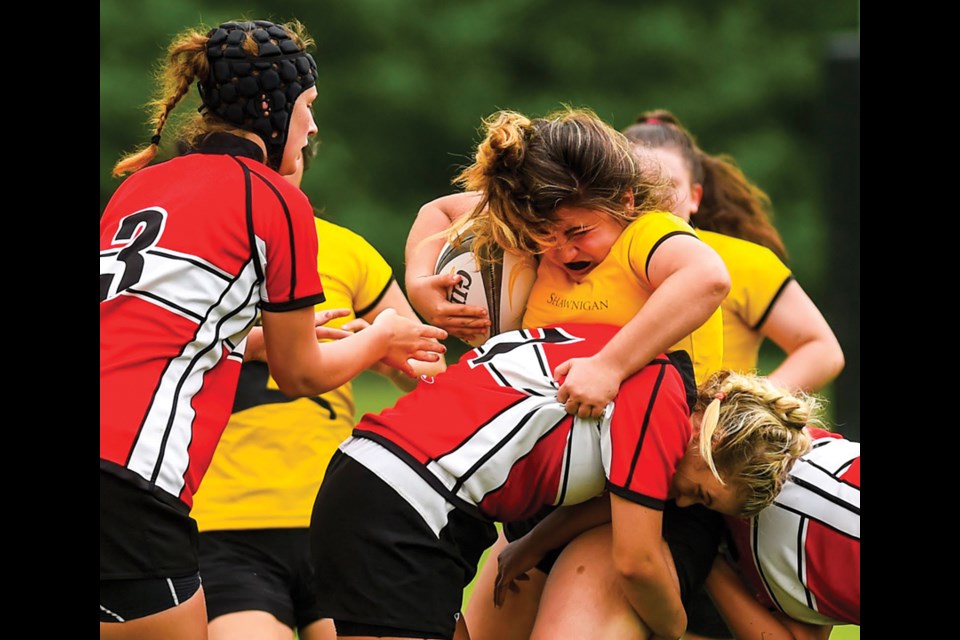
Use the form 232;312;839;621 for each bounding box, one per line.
315;218;394;320
620;211;699;284
709;232;793;330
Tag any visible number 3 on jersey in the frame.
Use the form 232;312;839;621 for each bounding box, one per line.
100;208;167;302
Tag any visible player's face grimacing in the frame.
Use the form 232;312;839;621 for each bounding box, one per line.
541;207;625;283
671;436;748;517
279;86;319;178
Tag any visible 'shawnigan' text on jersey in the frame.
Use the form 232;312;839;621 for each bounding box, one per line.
100;150;325;507
352;324;692;524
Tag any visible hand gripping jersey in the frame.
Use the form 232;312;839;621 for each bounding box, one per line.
353;324;692;524
726;429;860;626
522;212;724;385
100;139;325;508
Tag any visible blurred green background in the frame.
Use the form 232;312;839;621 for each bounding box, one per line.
101;2;860;428
102;4;859;634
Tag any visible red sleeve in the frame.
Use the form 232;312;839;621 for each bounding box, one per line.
604;358;692;509
244;160;325;312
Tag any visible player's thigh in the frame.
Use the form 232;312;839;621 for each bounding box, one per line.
530;525;648;640
208;610;292;640
464;531;546;640
299;617;336;640
100;586;208;640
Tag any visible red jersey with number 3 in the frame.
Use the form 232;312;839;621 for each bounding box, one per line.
354;324;693;522
99;146;325;508
726;429;860;625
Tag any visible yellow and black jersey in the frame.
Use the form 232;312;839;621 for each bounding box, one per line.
699;230;792;373
523;211;724;384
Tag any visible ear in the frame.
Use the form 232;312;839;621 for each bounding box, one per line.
622;189;636;211
689;183;704;215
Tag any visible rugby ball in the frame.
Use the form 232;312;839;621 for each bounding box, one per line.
434;233;537;347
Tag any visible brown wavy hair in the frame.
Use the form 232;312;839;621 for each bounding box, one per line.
453;107;670;263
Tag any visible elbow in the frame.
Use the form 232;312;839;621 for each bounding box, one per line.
704;268;731;305
613;550;659;586
826;343;846;380
271;372;327;399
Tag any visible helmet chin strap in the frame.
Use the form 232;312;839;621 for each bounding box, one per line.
198;20;318;170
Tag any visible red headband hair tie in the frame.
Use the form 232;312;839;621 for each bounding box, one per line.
644;118;663;125
714;391;727;402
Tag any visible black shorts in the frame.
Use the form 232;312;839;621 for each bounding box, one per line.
100;466;199;579
100;574;201;623
199;528;322;630
504;499;724;607
310;445;497;640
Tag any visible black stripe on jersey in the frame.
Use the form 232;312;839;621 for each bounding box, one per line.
556;429;576;505
533;343;550;379
770;502;860;542
834;457;857;478
260;293;326;313
433;396;532;461
809;439;832;449
798;517;815;610
752;275;795;330
451;407;567;495
522;388;544;397
644;231;696;280
146;248;232;281
233;158;266;285
355;277;395;318
789;470;860;516
351;431;488;521
146;264;260;486
752;518;787;615
487;363;510;388
624;363;667;488
248;167;298;297
606;483;665;510
125;287;205;322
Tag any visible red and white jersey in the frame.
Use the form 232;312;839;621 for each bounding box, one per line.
727;429;860;626
100;141;325;508
352;324;692;523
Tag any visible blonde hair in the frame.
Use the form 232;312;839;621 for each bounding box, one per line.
453;108;670;263
695;371;819;517
112;21;313;177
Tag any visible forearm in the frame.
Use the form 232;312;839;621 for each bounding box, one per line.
767;339;845;392
263;311;393;397
526;497;612;554
592;267;727;380
610;496;686;639
705;558;830;640
405;193;480;290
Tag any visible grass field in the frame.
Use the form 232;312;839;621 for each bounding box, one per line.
353;371;859;640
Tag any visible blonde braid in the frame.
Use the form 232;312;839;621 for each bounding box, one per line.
113;29;211;177
696;371;819;517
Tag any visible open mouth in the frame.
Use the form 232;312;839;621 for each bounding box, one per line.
564;261;592;272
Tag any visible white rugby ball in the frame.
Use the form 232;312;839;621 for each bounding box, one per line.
434;233;537;347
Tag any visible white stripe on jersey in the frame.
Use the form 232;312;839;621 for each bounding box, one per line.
778;439;860;539
126;258;262;498
342;437;455;538
255;234;269;303
557;413;606;506
100;250;242;323
751;437;860;625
